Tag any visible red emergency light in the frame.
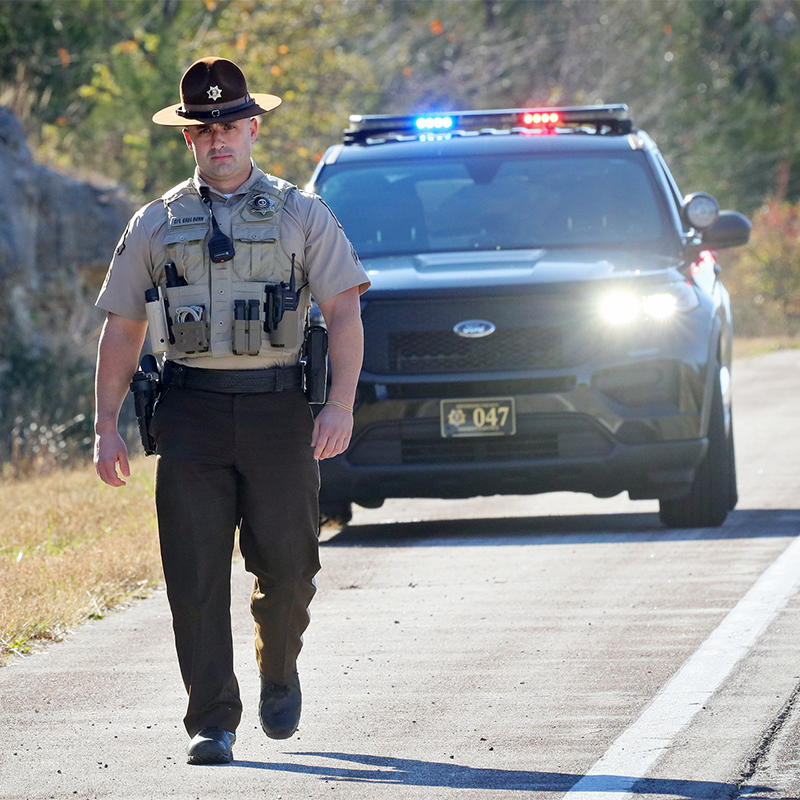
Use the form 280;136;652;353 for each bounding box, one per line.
521;111;561;126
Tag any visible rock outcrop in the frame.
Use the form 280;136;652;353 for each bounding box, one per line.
0;106;132;350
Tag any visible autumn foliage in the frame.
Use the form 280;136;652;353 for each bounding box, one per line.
726;199;800;335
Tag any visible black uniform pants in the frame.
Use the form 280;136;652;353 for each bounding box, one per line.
150;386;320;737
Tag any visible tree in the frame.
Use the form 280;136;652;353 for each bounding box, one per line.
352;0;800;214
37;0;215;197
0;0;120;126
644;0;800;213
197;0;380;188
731;199;800;325
31;0;379;200
5;0;800;213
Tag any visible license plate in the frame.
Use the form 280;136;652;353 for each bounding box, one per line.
440;397;516;438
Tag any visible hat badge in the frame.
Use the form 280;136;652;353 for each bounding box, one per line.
207;85;223;101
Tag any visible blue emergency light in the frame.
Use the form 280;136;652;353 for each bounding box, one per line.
414;115;454;130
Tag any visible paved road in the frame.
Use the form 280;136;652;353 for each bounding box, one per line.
2;349;800;800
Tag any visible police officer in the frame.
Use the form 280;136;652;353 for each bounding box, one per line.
93;57;369;765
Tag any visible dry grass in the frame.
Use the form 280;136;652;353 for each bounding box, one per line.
0;456;161;663
733;335;800;360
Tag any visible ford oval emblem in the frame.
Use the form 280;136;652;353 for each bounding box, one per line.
453;319;496;338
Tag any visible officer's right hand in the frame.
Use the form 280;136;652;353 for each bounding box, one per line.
94;430;131;487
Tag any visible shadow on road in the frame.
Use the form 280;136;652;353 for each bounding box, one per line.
322;508;800;548
228;751;775;798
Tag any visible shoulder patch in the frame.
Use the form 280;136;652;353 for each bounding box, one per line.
316;197;344;231
114;221;132;256
161;178;195;204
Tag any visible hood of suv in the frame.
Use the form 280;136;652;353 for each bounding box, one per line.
361;248;683;293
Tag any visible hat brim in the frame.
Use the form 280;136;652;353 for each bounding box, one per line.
152;93;282;126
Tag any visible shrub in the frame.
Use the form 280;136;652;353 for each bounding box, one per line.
725;199;800;337
0;339;95;476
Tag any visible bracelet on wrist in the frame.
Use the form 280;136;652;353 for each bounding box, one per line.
326;400;354;413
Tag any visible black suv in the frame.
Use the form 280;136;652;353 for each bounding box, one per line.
307;106;751;528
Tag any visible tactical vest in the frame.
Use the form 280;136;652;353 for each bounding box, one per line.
151;174;310;364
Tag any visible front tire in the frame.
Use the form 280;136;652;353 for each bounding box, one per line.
319;501;353;529
659;362;735;528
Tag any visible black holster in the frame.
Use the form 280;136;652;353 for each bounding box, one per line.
129;354;161;456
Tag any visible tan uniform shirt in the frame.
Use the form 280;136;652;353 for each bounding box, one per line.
96;163;370;369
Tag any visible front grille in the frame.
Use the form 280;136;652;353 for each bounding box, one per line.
378;376;576;401
361;292;602;376
401;433;560;464
347;415;612;467
388;327;563;373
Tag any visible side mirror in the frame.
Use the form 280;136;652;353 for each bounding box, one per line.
702;210;752;249
682;192;720;230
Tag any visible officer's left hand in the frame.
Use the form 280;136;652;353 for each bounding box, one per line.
311;404;353;460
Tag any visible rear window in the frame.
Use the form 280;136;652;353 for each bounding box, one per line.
317;152;670;258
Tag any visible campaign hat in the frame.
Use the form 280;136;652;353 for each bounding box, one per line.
152;57;281;126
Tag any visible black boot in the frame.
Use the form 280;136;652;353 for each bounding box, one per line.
186;727;235;765
259;670;301;739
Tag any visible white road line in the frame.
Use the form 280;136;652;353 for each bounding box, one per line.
565;534;800;799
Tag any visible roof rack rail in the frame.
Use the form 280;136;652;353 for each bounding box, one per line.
343;104;631;145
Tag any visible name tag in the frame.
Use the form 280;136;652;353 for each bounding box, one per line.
170;216;207;226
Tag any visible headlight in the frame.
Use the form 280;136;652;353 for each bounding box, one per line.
600;281;699;324
601;293;640;324
642;293;678;319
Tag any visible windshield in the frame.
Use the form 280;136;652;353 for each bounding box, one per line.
317;152;671;258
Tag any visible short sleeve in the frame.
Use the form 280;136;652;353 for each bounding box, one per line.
281;191;370;303
95;202;166;321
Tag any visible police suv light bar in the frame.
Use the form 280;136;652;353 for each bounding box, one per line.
344;104;631;144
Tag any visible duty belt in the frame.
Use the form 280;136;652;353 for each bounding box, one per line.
162;362;302;393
